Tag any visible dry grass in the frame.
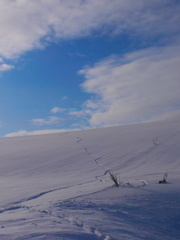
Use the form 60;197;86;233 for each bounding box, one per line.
109;171;119;187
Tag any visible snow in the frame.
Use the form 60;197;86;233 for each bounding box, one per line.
0;118;179;239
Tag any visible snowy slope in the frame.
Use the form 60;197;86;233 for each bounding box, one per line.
0;118;179;239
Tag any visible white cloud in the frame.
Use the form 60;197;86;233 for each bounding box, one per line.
4;128;79;138
0;0;179;60
32;116;60;126
69;109;92;117
0;63;14;72
50;107;65;114
62;96;68;100
79;44;180;127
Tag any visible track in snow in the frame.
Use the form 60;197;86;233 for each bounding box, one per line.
76;137;111;181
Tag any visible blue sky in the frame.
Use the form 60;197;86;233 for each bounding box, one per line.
0;0;180;137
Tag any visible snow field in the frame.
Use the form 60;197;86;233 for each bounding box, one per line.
0;118;179;239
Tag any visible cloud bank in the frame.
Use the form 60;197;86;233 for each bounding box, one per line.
0;0;179;60
79;44;180;127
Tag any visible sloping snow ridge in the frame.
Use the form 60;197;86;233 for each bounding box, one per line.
0;118;179;240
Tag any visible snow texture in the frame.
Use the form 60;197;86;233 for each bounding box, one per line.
0;118;179;239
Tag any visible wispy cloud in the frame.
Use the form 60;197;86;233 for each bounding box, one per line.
79;44;180;127
32;116;60;126
69;109;92;117
62;96;68;100
68;52;86;58
0;0;179;61
50;107;65;114
0;63;14;72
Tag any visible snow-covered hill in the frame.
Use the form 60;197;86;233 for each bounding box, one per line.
0;118;179;239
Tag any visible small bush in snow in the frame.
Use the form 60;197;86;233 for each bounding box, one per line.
109;171;119;187
159;172;168;183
